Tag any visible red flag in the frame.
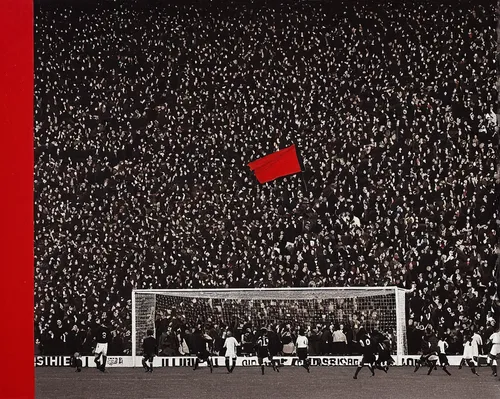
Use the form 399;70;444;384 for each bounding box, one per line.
248;145;302;184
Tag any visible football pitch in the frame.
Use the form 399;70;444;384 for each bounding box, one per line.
36;366;500;399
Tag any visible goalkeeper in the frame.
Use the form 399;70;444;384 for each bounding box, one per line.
142;330;157;373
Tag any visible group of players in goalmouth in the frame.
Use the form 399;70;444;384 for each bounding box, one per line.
77;322;500;379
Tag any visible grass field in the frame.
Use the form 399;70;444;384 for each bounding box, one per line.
36;366;500;399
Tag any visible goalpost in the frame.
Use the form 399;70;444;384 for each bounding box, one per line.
132;287;409;366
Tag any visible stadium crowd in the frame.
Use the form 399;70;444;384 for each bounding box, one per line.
34;0;499;356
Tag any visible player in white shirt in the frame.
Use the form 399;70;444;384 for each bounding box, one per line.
437;336;450;368
459;333;479;376
471;328;483;359
223;331;240;374
487;327;500;377
296;329;310;373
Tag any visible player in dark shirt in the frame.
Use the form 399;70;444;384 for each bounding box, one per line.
94;324;111;372
255;328;277;375
71;352;83;373
414;329;451;375
142;330;157;373
372;331;394;373
428;332;451;375
414;330;434;373
353;328;376;379
267;325;282;372
192;329;213;373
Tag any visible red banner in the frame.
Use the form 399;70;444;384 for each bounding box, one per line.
248;145;302;184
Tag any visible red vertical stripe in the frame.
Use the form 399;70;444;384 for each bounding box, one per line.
0;0;34;398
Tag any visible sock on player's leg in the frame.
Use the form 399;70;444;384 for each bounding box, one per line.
101;356;107;371
443;365;451;376
353;366;362;379
193;358;199;371
379;361;388;373
142;358;148;371
427;361;436;375
261;365;265;375
208;358;213;373
368;365;375;376
230;358;236;373
376;362;386;371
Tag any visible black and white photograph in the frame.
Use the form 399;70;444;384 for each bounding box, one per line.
32;0;500;398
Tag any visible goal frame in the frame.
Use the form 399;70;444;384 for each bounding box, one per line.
132;286;409;366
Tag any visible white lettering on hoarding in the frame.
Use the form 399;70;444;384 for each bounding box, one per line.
33;355;463;367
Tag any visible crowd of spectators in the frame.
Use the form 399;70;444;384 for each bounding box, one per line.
150;292;393;355
34;0;499;356
156;322;356;357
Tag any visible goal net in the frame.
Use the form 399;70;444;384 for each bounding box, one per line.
132;287;408;365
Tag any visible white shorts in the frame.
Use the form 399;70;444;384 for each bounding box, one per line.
490;345;500;357
463;346;474;360
95;343;108;357
427;354;439;362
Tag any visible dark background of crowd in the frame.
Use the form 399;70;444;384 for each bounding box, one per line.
34;0;499;357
